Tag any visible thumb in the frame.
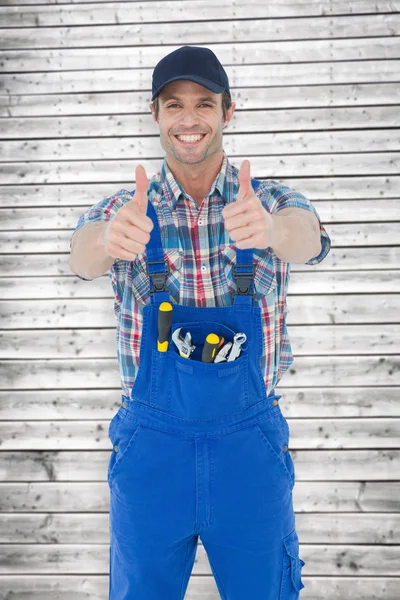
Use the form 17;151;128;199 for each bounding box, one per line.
134;164;149;214
237;159;251;201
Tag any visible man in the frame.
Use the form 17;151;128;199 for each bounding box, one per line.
70;46;331;600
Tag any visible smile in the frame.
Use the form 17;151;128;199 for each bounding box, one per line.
174;134;207;146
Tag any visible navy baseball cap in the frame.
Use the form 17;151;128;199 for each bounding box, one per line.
151;46;231;102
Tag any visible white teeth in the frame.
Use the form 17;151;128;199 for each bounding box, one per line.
177;134;205;143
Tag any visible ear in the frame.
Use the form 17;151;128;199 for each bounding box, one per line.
150;103;159;125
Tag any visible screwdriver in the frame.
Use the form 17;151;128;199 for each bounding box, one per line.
202;333;221;363
157;302;173;351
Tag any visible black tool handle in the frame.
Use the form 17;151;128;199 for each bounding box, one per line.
202;333;220;362
157;302;172;351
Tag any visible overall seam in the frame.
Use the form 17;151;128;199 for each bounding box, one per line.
120;409;279;439
207;552;227;600
179;538;191;600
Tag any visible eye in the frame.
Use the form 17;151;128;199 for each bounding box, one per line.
166;103;212;109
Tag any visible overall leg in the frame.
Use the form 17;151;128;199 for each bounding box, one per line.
198;414;305;600
108;418;199;600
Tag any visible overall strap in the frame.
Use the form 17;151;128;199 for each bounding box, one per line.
233;178;262;306
132;176;262;305
130;189;170;304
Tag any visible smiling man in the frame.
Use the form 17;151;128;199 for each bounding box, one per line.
70;45;331;600
151;78;232;205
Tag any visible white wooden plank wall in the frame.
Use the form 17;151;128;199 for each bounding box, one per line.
0;0;399;598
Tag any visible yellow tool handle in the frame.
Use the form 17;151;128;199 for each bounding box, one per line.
202;333;220;363
157;302;172;351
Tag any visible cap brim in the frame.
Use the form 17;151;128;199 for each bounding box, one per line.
152;75;226;101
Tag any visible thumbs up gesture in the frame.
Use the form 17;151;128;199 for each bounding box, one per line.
104;164;154;261
222;159;274;249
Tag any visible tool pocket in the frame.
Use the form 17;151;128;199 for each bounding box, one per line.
150;320;250;418
107;413;142;488
171;353;248;418
170;320;248;363
280;529;306;599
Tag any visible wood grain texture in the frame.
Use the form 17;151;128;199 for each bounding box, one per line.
0;388;398;419
1;1;399;26
2;130;400;160
2;38;400;72
1;154;400;183
2;107;400;138
0;576;398;600
2;83;400;118
1;1;399;598
1;14;399;50
2;61;400;94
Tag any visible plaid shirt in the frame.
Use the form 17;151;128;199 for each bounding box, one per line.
71;151;331;399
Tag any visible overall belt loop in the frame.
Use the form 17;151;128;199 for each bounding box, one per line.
131;192;170;304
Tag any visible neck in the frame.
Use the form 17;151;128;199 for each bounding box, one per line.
166;151;225;208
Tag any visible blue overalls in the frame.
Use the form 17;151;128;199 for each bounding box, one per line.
107;179;306;599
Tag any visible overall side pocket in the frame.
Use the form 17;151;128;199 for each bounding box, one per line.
280;529;306;599
108;415;142;488
273;404;296;488
256;414;294;491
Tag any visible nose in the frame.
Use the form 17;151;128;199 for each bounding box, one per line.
177;107;201;128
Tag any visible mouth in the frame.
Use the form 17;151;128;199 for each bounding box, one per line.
173;133;207;147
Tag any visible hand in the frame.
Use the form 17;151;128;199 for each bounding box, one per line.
104;164;154;261
222;159;274;249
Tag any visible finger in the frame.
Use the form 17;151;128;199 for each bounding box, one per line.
123;208;154;234
224;210;259;233
222;201;248;219
237;159;251;201
108;242;140;262
135;164;149;214
121;223;152;247
229;224;257;243
110;229;149;256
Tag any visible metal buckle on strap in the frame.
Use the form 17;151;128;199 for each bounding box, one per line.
232;264;255;296
146;260;170;294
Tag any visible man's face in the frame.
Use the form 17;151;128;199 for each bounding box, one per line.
150;80;235;165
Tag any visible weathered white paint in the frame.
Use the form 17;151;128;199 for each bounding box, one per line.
0;1;399;598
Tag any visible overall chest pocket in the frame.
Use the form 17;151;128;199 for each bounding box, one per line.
151;347;249;420
149;318;251;420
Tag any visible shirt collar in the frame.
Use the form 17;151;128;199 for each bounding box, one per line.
160;151;239;211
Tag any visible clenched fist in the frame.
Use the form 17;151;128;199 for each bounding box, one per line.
104;165;154;262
